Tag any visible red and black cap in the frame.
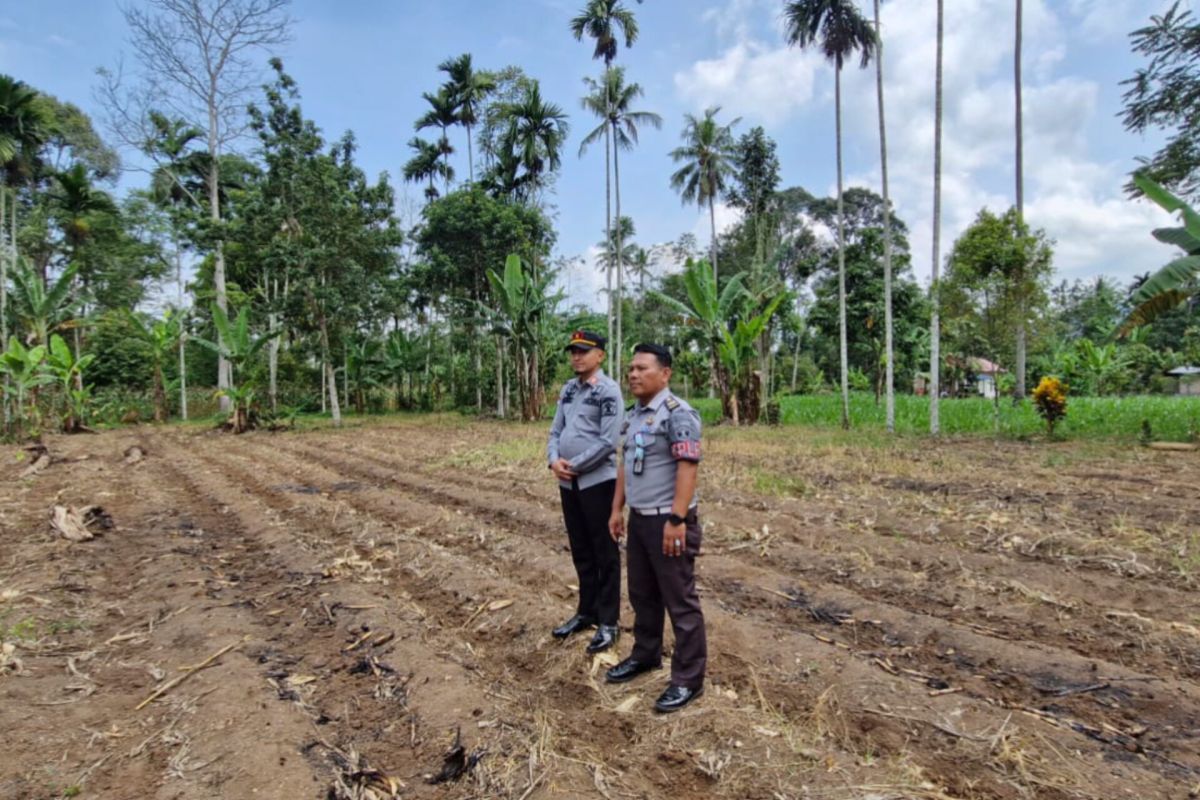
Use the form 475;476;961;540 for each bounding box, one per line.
565;330;606;351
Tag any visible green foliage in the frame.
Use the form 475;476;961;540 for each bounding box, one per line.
1121;2;1200;200
0;336;51;438
191;305;278;432
8;258;78;345
1119;175;1200;335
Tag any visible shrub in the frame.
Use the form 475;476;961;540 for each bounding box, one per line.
1033;376;1068;437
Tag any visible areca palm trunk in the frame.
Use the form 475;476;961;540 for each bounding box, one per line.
207;130;231;413
604;115;613;348
612;119;624;377
875;0;895;434
1014;0;1026;401
1;190;9;428
467;123;474;183
708;197;719;285
835;65;850;430
930;0;944;435
174;232;188;420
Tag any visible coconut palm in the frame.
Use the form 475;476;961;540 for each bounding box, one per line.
668;107;740;285
783;0;877;431
580;67;661;372
871;0;897;434
628;245;654;294
438;53;496;183
403;136;452;203
415;88;459;194
930;0;945;434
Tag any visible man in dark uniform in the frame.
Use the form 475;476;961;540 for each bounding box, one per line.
546;330;624;653
606;343;706;713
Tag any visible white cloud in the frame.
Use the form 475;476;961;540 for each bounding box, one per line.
1065;0;1174;41
820;0;1173;287
559;246;608;312
45;33;73;47
673;39;821;124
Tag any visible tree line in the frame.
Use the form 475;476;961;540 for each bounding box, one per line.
1;0;1198;440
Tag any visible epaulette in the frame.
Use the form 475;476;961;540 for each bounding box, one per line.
664;396;681;411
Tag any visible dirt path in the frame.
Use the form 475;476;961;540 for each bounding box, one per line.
3;420;1198;799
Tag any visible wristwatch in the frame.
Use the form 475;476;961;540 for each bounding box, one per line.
668;512;686;526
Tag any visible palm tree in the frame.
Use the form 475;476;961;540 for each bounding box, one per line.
1013;0;1027;401
507;83;570;202
580;66;661;373
415;88;459;194
403;136;452;202
571;0;640;350
0;75;50;182
930;0;945;434
438;53;496;183
668;107;740;284
783;0;877;431
628;245;654;294
872;0;896;434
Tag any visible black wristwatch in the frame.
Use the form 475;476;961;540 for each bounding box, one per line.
668;512;686;526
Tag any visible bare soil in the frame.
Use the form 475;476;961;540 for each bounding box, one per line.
2;418;1199;799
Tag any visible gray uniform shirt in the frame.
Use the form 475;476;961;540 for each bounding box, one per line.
621;388;703;511
546;370;624;490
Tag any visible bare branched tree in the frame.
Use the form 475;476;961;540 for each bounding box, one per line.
97;0;292;408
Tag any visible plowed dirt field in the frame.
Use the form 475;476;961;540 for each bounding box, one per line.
2;417;1199;799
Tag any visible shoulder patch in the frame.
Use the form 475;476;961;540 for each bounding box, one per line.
664;396;681;411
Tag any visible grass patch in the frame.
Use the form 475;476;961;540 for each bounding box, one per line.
750;467;809;498
689;393;1200;441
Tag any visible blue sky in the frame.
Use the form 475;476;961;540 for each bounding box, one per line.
0;0;1183;309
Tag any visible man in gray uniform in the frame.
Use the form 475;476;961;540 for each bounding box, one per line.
606;343;706;713
547;330;624;652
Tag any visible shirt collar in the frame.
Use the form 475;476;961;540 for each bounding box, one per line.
577;368;605;388
637;387;671;412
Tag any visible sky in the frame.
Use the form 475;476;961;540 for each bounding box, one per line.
0;0;1185;311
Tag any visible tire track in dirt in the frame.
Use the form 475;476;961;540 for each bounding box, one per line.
306;433;1200;692
147;431;619;800
1;431;333;800
171;432;768;800
353;427;1200;686
262;434;1200;794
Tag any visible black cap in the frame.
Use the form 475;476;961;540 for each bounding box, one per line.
565;330;606;351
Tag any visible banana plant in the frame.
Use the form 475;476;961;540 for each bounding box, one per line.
8;258;79;346
480;254;562;421
0;336;52;438
123;310;184;423
45;334;95;432
717;292;787;425
1117;175;1200;337
191;305;279;433
651;258;748;422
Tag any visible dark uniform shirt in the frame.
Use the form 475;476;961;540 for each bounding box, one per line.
547;370;624;490
621;388;702;510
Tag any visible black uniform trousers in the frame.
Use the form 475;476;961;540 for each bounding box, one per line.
559;479;620;626
626;509;706;689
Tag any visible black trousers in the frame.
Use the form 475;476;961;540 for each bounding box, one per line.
559;479;620;626
627;510;706;689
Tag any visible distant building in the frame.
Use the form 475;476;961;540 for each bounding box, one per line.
1166;366;1200;396
945;356;1006;399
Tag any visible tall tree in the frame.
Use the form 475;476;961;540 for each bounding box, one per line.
783;0;877;430
103;0;293;408
1013;0;1028;400
415;88;459;195
930;0;945;434
507;83;570;204
571;0;639;352
438;53;496;183
668;107;740;284
579;66;660;374
872;0;896;433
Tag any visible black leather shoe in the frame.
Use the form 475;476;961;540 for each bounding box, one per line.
585;624;619;653
654;684;704;713
605;657;661;684
552;614;596;639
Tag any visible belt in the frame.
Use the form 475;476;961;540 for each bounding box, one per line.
631;504;698;517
